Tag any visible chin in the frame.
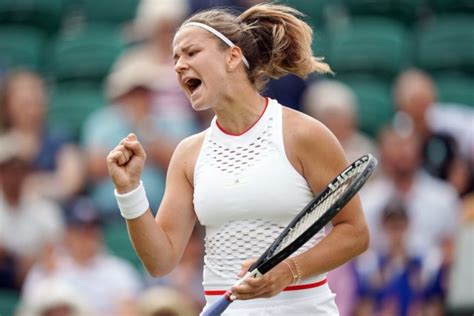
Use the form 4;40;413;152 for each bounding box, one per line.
190;99;211;112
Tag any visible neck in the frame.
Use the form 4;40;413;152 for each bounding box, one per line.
3;191;21;208
70;251;96;266
214;90;266;135
392;172;415;193
15;123;42;135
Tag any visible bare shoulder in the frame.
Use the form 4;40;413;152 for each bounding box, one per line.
282;107;332;141
282;107;344;159
282;107;348;190
174;130;207;156
169;130;207;185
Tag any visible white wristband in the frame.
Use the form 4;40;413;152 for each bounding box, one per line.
114;181;150;219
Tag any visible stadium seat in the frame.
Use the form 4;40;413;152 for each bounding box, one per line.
430;0;474;14
0;0;63;34
48;82;105;141
103;219;143;271
49;23;125;82
281;0;336;28
415;16;474;73
80;0;138;24
434;74;474;107
339;76;394;138
343;0;422;24
0;289;20;316
327;17;409;79
312;28;328;58
0;26;45;71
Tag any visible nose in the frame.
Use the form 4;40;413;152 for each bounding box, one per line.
174;56;188;74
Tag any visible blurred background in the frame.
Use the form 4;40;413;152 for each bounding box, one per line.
0;0;472;315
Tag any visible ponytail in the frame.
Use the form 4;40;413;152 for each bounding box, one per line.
239;3;332;89
180;3;331;91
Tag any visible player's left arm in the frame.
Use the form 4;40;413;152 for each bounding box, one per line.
285;108;370;280
232;109;369;300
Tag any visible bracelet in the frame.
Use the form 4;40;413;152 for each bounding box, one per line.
114;181;149;219
283;260;298;285
288;257;303;284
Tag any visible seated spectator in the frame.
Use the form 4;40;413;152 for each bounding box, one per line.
446;194;474;314
137;286;198;316
0;70;85;201
393;69;474;178
361;126;460;259
21;197;142;316
0;147;64;290
302;79;378;162
146;224;205;309
81;56;180;214
127;0;204;131
17;278;92;316
354;201;424;316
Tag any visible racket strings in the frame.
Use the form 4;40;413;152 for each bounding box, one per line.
274;168;362;253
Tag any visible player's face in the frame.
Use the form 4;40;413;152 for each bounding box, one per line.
173;27;230;111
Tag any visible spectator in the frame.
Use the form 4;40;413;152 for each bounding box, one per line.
0;70;85;201
127;0;204;131
81;56;176;214
446;155;474;199
302;79;378;162
146;224;205;309
21;197;142;316
359;125;461;314
393;69;474;177
446;195;474;314
0;146;64;290
137;286;198;316
354;202;424;316
17;278;92;316
360;126;460;259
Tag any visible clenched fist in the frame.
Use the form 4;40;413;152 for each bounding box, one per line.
107;133;147;194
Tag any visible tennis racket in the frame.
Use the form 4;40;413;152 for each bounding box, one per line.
202;153;377;316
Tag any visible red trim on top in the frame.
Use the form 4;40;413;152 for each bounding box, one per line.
216;97;269;136
204;278;327;296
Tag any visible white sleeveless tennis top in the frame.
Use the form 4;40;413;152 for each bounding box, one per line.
193;98;328;298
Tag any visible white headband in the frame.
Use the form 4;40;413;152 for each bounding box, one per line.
183;22;250;69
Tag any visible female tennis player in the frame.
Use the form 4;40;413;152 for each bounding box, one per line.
107;3;369;315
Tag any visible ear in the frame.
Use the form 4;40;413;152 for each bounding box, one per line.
226;46;245;71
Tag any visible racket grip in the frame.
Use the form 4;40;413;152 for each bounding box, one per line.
202;292;233;316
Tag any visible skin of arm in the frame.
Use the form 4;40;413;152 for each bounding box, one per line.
287;108;370;277
232;107;370;299
108;132;204;277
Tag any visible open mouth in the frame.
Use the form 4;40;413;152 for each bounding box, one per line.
184;78;202;95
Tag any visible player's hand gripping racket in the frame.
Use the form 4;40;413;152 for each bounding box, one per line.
202;154;377;316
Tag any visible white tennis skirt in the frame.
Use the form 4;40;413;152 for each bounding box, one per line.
201;274;339;316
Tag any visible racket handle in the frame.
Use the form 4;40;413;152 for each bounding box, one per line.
202;292;233;316
202;270;261;315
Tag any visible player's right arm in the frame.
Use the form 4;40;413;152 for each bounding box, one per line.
107;132;203;277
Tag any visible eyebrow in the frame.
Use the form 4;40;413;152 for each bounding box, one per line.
173;44;198;63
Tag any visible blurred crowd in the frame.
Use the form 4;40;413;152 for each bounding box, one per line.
0;0;473;316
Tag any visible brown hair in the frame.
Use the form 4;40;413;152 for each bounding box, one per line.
180;3;332;91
